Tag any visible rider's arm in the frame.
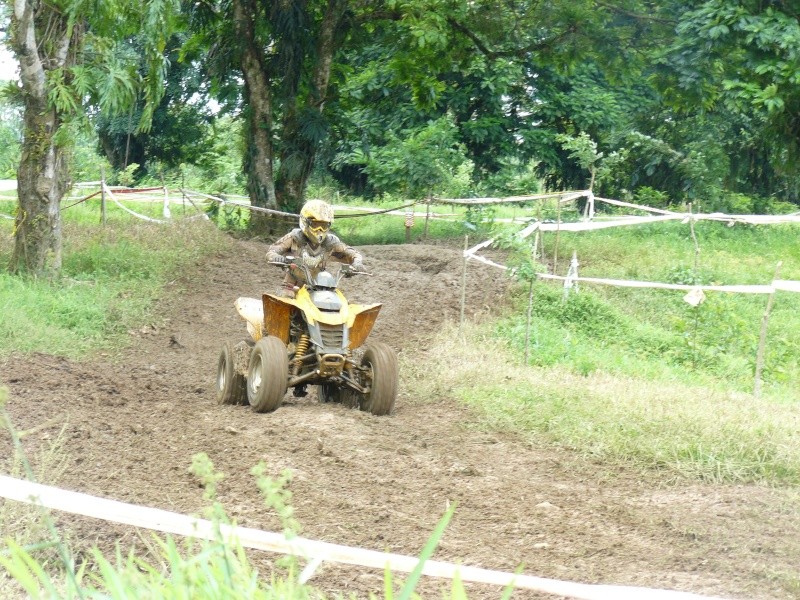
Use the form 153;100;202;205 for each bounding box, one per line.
327;234;363;266
266;231;295;263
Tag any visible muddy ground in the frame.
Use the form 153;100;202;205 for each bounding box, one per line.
1;236;799;600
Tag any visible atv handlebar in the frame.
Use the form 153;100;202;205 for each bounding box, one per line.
341;265;371;278
269;257;370;277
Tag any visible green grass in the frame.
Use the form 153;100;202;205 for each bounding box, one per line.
524;221;800;394
402;218;800;485
0;214;229;358
334;212;467;246
410;322;800;485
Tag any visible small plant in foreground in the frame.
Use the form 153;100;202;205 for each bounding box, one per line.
0;440;484;599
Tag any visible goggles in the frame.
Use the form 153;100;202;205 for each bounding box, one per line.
308;219;330;231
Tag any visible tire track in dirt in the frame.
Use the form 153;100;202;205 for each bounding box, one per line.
2;235;798;600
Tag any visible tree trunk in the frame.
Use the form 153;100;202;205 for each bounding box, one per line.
10;101;67;275
275;0;348;211
9;0;72;276
233;0;279;236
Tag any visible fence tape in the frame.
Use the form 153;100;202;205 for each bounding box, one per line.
594;197;679;216
181;189;297;219
537;274;800;295
773;280;800;293
0;476;729;600
432;190;586;205
104;184;166;224
539;215;682;231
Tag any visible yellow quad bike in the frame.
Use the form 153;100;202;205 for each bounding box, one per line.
215;256;398;415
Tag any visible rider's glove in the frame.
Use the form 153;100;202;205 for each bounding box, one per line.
352;259;364;271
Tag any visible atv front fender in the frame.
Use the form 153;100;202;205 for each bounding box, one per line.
260;293;382;348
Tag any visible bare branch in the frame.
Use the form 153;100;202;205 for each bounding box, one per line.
446;17;578;60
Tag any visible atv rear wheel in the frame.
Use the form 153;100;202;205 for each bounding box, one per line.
216;342;247;405
247;336;289;413
357;342;398;416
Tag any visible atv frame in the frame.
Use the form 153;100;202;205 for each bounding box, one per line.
216;258;398;415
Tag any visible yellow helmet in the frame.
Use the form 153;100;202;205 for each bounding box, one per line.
300;200;334;245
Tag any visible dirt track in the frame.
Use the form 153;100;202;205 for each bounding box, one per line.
2;236;799;600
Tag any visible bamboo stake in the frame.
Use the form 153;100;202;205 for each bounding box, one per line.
553;196;562;275
536;204;545;267
459;235;468;340
754;262;783;398
424;194;432;240
162;177;171;219
525;276;534;364
688;205;700;370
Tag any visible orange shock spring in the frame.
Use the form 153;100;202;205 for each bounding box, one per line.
293;334;310;375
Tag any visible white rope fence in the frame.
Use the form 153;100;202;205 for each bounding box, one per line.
102;182;166;224
37;183;800;230
0;476;729;600
433;190;587;205
464;237;800;295
460;194;800;297
537;274;800;295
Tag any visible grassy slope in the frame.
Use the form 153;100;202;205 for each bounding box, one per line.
408;219;800;485
0;198;229;358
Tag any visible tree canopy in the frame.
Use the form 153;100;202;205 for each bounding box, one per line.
2;0;798;273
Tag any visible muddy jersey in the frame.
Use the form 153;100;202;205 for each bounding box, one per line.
266;229;362;283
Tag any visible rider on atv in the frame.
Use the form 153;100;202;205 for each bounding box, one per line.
266;200;364;298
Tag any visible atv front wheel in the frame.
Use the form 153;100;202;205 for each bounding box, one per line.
216;342;247;405
247;336;289;413
357;342;398;416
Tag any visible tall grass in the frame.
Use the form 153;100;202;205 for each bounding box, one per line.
409;322;800;485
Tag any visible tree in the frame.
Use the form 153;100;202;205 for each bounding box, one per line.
186;0;358;233
658;0;800;202
95;35;216;179
190;0;642;225
6;0;176;276
353;115;471;198
327;0;676;196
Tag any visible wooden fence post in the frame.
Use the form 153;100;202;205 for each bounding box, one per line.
162;175;171;219
525;276;534;364
536;205;546;266
100;167;106;226
553;196;562;275
424;195;432;240
754;262;783;398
